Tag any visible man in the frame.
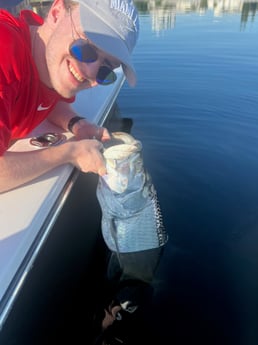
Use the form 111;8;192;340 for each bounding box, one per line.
0;0;139;193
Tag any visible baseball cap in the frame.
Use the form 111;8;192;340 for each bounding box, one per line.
76;0;139;86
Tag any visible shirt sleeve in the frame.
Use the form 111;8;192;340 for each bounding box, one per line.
0;95;11;155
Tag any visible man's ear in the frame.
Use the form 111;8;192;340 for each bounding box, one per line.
48;0;66;24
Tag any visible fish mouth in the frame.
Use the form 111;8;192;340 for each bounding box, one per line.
103;132;142;160
101;132;143;194
104;132;135;148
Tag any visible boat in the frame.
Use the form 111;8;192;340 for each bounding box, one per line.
0;68;125;337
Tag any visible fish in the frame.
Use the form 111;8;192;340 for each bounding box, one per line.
96;131;168;253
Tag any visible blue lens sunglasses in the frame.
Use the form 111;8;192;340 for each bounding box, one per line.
69;8;117;86
69;39;117;85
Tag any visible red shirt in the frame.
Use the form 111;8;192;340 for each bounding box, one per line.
0;10;74;155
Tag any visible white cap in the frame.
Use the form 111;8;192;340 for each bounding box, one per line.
76;0;139;86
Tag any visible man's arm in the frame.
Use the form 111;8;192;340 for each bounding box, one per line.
47;101;110;141
0;138;106;194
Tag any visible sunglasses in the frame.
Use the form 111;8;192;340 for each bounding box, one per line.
69;39;117;86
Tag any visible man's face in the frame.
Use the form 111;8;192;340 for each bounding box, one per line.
45;5;120;98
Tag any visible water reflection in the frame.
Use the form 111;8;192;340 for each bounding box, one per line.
6;0;258;27
241;2;258;28
91;110;168;345
134;0;258;33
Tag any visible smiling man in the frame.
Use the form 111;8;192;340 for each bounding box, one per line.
0;0;139;193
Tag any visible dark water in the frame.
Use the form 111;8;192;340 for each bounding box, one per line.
115;2;258;344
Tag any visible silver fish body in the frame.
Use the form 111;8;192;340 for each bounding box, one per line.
96;132;168;253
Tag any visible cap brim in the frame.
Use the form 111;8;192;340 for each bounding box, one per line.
87;33;137;86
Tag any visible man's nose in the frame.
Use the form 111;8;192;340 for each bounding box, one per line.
81;60;100;87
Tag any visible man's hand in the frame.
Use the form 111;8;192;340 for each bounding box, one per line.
67;139;107;176
72;118;111;142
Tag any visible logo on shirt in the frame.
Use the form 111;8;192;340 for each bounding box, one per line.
37;104;50;111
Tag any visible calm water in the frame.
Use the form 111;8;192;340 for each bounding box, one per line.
115;2;258;344
1;1;258;345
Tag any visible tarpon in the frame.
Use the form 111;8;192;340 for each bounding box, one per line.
96;132;168;253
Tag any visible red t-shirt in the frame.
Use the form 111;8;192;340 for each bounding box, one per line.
0;9;74;155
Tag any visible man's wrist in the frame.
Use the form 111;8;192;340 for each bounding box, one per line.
67;116;85;133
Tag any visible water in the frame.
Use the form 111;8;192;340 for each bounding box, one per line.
114;1;258;344
1;1;258;344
